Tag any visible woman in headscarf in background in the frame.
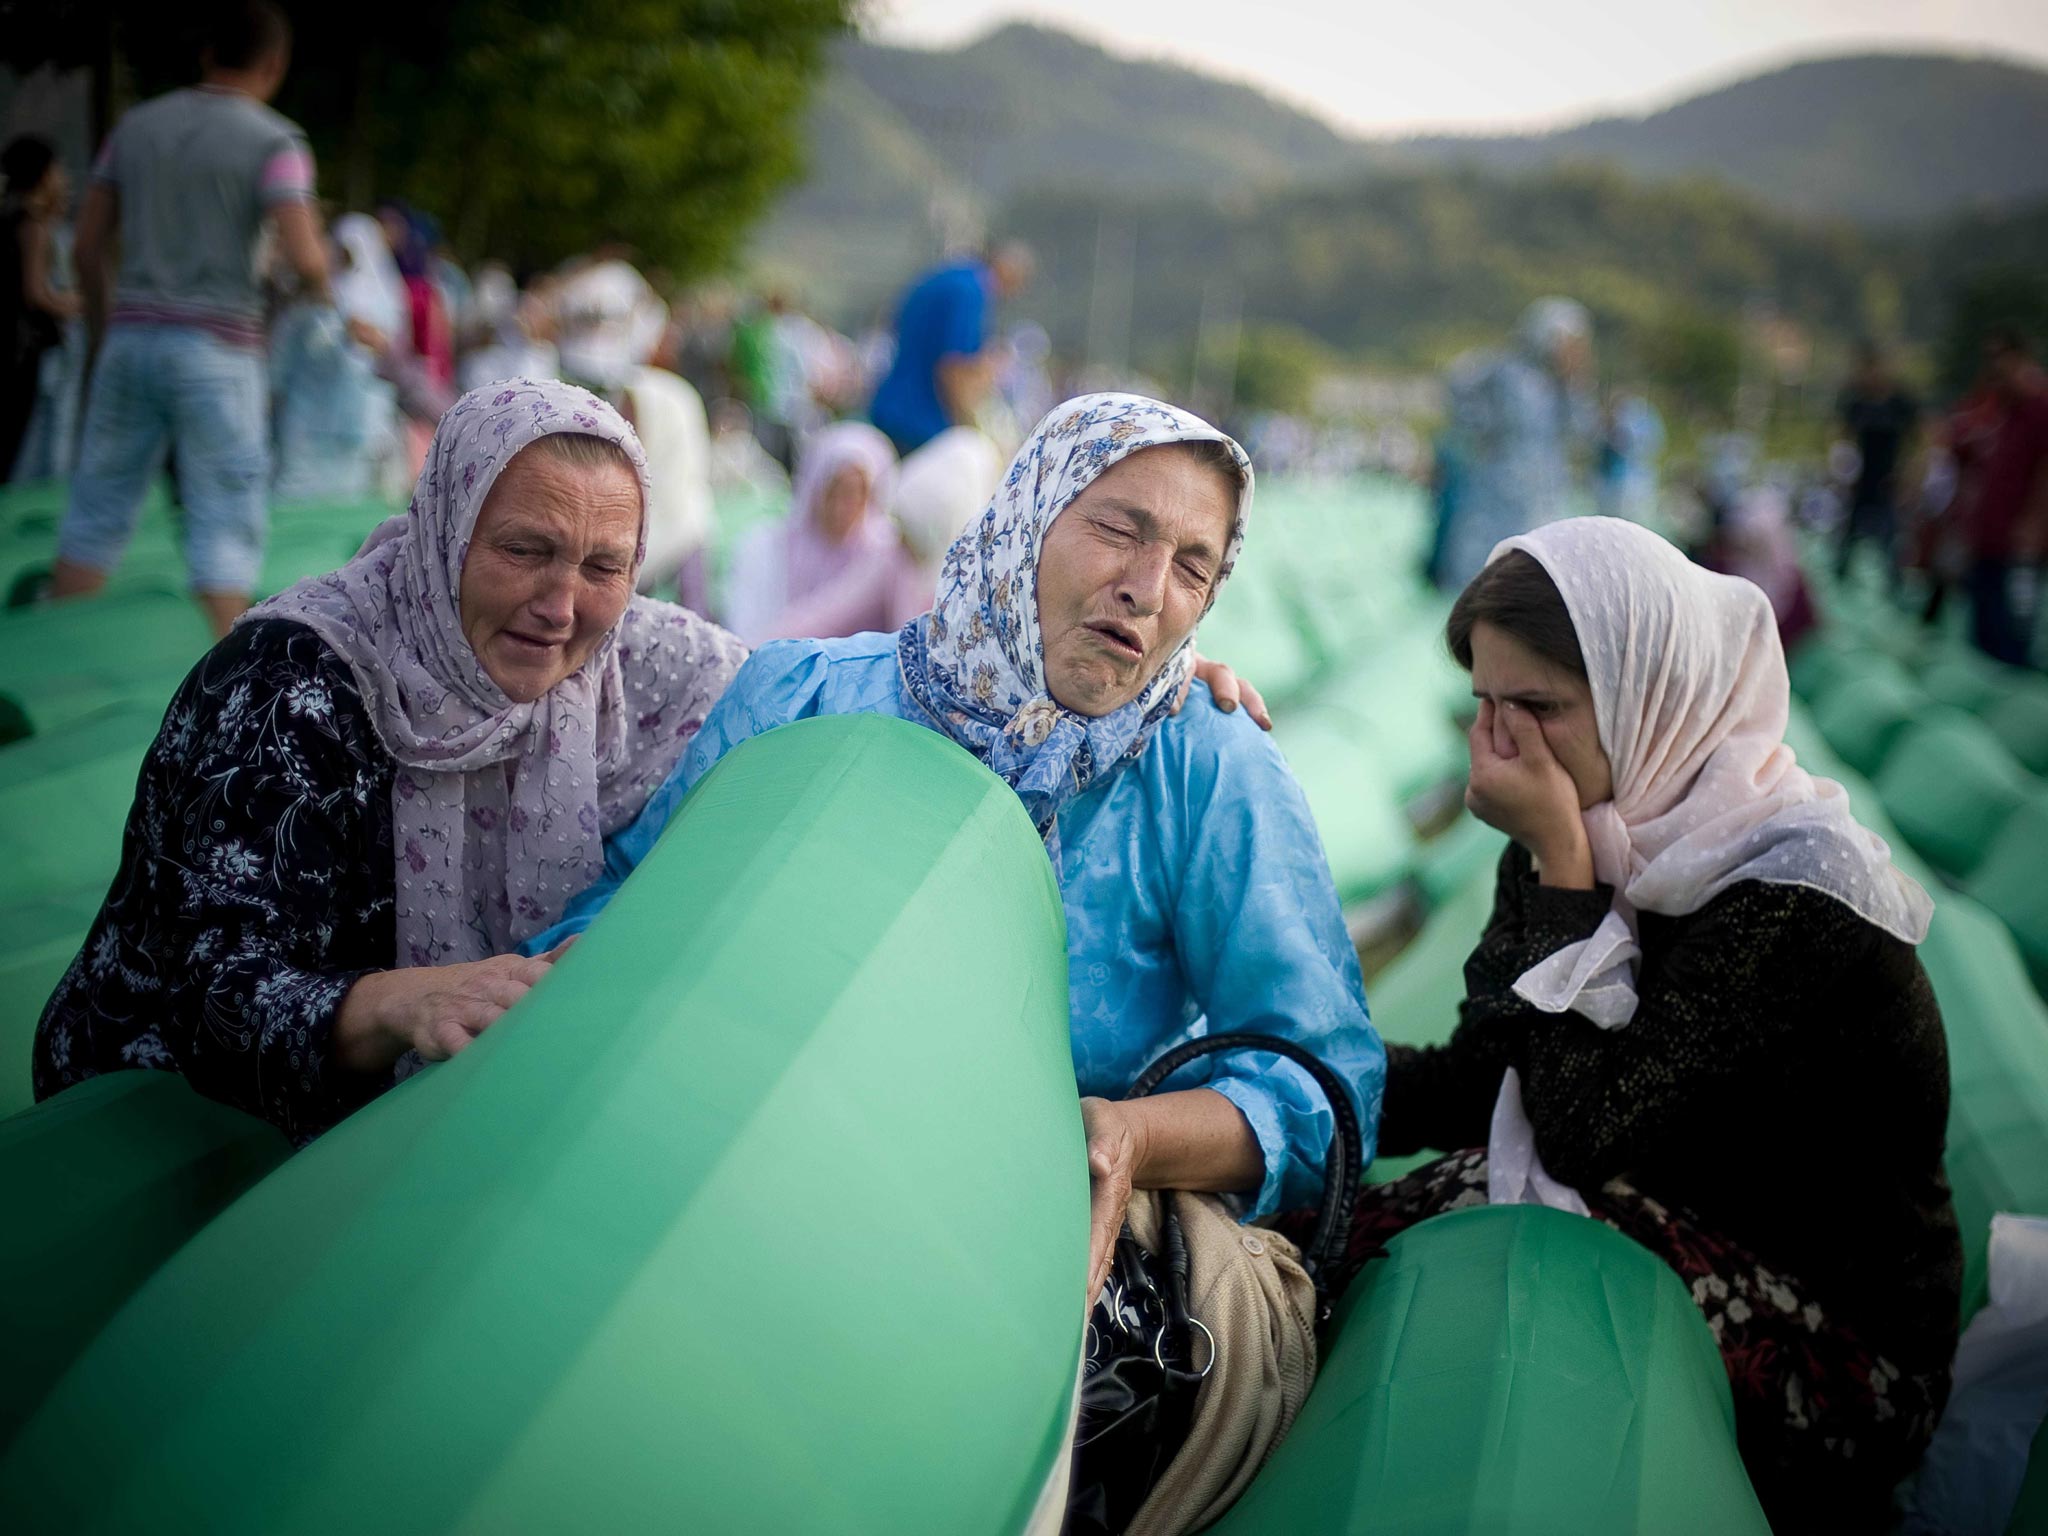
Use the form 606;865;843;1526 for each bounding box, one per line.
269;213;401;501
616;362;715;607
1;136;79;479
457;262;558;394
1356;516;1951;1530
377;200;455;396
524;392;1382;1303
1429;296;1598;591
743;424;1003;642
721;420;899;644
36;380;746;1144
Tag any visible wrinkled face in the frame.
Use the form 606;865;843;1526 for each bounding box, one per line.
458;446;641;703
1035;445;1236;718
1468;621;1615;809
814;464;872;543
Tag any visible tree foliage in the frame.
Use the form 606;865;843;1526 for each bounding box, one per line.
10;0;853;279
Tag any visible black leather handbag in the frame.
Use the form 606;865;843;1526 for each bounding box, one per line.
1064;1032;1363;1536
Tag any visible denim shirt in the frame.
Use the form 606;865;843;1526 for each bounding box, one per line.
528;632;1385;1218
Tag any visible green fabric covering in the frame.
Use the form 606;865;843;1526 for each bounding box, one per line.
1193;579;1318;706
1918;649;2017;717
1876;709;2032;879
1812;668;1930;778
0;705;159;905
1917;893;2048;1319
1982;685;2048;778
1414;814;1509;912
0;1072;289;1443
1273;710;1416;904
0;714;1087;1534
0;592;214;709
0;893;103;1115
1788;635;1871;700
1965;789;2048;999
1210;1205;1770;1535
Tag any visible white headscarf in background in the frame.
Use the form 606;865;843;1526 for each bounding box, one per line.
331;212;408;341
622;364;714;592
1495;515;1933;1029
891;426;1004;568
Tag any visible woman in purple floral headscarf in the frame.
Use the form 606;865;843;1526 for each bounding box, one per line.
34;379;747;1142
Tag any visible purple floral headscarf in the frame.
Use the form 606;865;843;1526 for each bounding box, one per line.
246;379;747;967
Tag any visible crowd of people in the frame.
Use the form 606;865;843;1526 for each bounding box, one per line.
0;7;1057;645
9;2;2048;1531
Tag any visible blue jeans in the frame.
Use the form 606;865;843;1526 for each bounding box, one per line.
58;324;270;593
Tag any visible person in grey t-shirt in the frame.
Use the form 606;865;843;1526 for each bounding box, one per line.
52;0;332;638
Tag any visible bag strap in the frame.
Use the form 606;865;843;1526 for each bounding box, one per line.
1125;1032;1362;1312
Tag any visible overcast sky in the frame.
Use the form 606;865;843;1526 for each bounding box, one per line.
869;0;2048;134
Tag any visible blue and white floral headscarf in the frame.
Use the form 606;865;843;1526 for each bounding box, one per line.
896;392;1252;837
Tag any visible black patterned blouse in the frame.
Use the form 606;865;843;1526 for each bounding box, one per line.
1380;841;1962;1373
34;620;398;1143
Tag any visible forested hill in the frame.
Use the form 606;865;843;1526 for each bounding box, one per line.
1394;53;2048;225
749;24;2048;383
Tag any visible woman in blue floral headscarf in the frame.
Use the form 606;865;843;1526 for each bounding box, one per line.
528;392;1385;1300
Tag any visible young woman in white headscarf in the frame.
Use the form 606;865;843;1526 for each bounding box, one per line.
34;380;747;1143
1353;516;1955;1531
525;393;1384;1299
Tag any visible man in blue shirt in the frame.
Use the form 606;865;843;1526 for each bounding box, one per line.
868;243;1034;456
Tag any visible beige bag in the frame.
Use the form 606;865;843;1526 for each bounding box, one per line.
1121;1191;1320;1536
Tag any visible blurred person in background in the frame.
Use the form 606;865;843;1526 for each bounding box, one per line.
723;420;896;644
376;201;454;399
744;424;1002;642
1951;327;2048;666
553;244;668;397
1699;483;1817;650
664;285;738;405
457;263;558;393
728;290;824;471
868;240;1035;457
615;361;714;610
1835;340;1920;589
2;136;80;480
1593;387;1664;525
458;262;557;391
268;214;400;502
1430;297;1597;591
51;0;330;637
705;398;788;500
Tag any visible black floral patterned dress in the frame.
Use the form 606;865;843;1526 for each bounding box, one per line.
34;619;399;1143
1347;843;1962;1534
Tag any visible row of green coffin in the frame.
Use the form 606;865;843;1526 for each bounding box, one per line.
2;713;1776;1534
7;689;2047;1527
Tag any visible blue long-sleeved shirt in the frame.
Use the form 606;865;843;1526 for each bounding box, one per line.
526;633;1384;1218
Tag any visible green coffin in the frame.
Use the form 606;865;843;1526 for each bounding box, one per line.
1;714;1088;1534
1211;1204;1770;1535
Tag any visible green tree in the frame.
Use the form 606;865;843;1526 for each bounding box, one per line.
1936;267;2048;399
1233;325;1329;416
5;0;855;278
1642;304;1742;419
